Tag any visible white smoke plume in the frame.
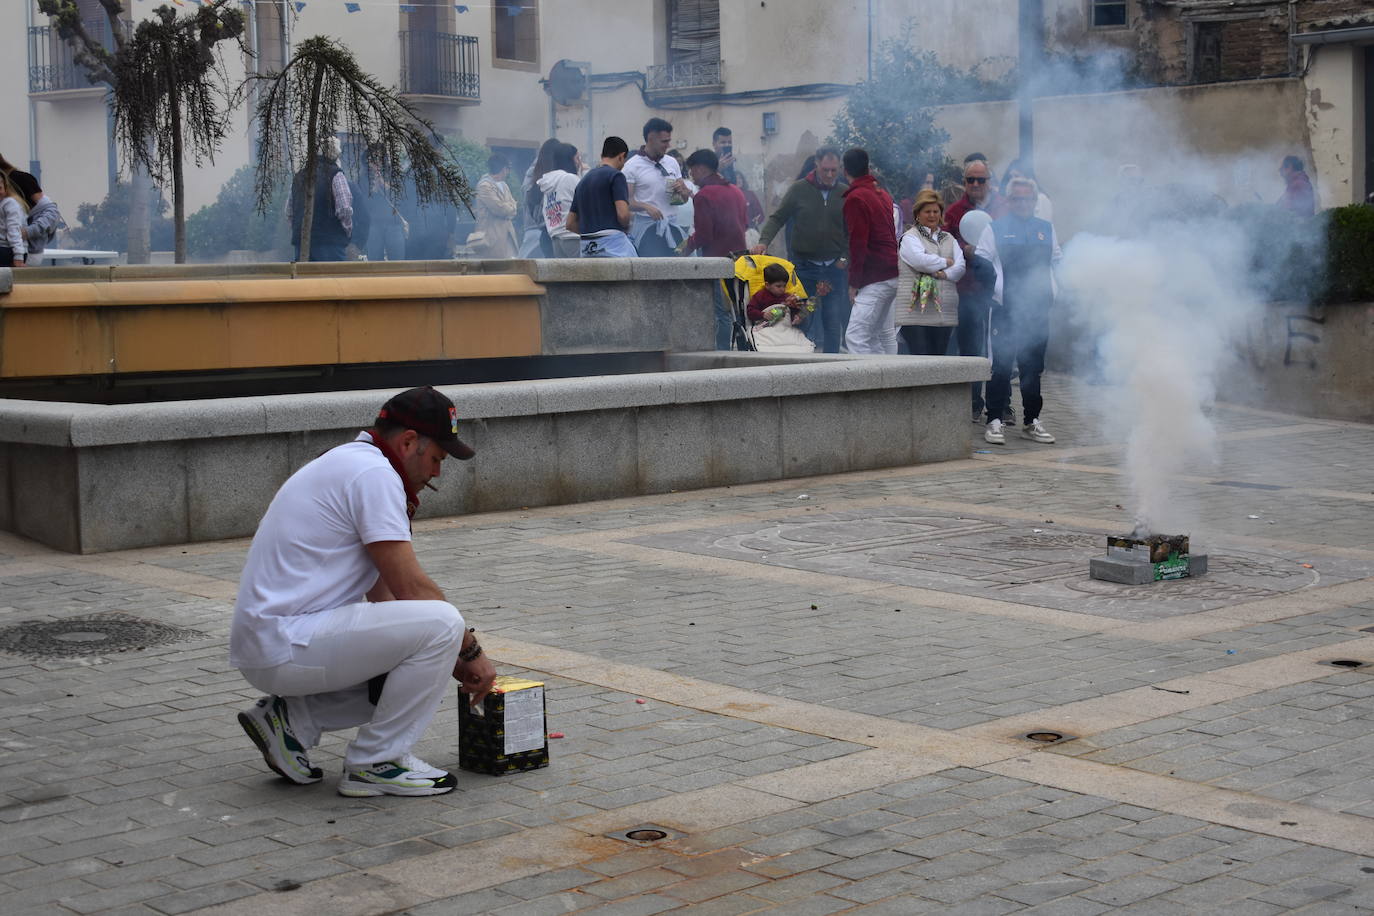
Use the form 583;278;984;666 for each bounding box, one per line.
1058;223;1261;536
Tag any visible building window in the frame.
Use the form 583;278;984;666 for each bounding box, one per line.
1091;0;1128;28
493;0;538;68
666;0;720;66
29;0;121;93
1191;21;1223;83
648;0;721;92
251;0;287;76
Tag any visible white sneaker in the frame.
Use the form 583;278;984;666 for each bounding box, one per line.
338;758;456;797
238;696;322;784
984;419;1006;445
1021;419;1055;443
398;753;447;780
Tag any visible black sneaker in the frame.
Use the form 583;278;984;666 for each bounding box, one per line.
338;754;457;797
238;696;322;784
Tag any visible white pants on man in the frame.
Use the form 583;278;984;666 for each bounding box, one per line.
239;600;464;769
844;278;899;355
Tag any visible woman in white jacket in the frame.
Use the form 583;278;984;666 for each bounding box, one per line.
537;142;583;258
0;171;29;268
895;189;965;355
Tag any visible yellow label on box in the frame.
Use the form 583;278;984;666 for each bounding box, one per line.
494;675;544;693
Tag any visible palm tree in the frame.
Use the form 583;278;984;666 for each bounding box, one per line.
246;35;472;262
110;1;245;263
37;0;144;262
38;0;244;264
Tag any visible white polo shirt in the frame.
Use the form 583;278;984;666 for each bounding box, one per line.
229;434;412;670
622;151;681;216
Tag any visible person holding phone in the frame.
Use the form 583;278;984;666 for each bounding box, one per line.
712;127;736;184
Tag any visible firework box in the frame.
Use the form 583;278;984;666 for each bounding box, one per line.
1092;534;1206;584
458;675;550;775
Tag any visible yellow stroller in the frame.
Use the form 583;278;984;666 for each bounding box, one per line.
726;254;815;352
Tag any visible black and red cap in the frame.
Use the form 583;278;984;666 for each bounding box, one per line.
375;386;476;460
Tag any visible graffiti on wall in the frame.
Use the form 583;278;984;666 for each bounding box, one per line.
1282;312;1325;369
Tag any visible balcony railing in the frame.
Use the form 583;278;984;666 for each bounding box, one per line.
28;19;118;94
399;31;480;101
646;59;723;92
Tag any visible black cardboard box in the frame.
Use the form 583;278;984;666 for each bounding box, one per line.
458;675;550;775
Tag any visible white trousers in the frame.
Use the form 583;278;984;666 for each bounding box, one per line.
845;278;899;355
239;600;464;769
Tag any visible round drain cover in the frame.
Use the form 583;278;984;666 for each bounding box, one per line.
1320;659;1367;669
625;829;668;842
0;614;204;659
1026;731;1064;743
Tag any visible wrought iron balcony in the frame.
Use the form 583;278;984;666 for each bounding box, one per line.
28;19;118;94
399;31;480;102
646;59;723;93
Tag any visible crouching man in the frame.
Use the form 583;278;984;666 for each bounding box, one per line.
230;386;496;797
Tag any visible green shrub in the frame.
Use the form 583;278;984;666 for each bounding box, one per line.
71;182;175;252
185;166;290;260
1227;202;1323;303
1322;204;1374;303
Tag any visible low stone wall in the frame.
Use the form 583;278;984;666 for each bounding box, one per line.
1223;299;1374;423
0;259;729;374
0;353;986;553
1048;298;1374;424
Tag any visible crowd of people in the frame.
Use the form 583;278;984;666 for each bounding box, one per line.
5;133;1323;450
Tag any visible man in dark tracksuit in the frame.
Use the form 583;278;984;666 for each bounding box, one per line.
975;178;1061;445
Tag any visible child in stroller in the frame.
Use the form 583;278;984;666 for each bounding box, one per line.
729;254;816;353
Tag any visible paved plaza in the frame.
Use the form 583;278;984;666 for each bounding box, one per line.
1;374;1372;915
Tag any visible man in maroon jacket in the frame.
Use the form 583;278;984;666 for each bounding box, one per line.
841;148;899;355
683;149;749;349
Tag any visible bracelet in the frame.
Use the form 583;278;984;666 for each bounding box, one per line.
459;640;483;662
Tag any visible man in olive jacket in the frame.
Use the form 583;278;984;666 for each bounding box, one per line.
751;147;850;352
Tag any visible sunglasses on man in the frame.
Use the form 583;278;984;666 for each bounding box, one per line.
964;176;988;184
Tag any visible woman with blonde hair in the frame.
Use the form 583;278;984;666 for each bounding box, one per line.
895;188;964;355
1;170;30;268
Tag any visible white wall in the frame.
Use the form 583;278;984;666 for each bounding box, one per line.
1305;43;1367;209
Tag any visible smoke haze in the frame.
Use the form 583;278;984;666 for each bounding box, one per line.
1047;95;1313;541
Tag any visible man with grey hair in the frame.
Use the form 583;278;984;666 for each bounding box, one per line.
289;136;355;262
976;177;1061;446
752;147;850;352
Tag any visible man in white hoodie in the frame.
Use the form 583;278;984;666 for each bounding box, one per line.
537;142;583;258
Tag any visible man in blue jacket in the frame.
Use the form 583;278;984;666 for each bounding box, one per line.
975;177;1061;446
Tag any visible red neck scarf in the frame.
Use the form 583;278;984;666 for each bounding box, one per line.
362;430;419;520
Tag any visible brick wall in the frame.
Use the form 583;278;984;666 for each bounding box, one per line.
1294;0;1374;30
1215;16;1291;82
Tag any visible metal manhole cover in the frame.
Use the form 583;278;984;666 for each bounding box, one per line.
0;613;205;659
607;824;682;844
1021;730;1077;745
